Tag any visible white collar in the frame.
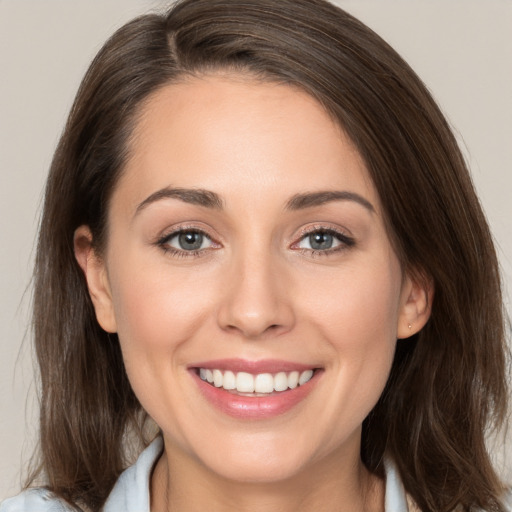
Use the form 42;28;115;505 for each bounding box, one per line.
103;437;411;512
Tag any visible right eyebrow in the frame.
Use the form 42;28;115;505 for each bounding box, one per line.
134;187;224;217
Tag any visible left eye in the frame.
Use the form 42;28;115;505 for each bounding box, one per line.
165;230;213;251
296;230;348;251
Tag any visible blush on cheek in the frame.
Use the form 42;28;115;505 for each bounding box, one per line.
112;271;216;356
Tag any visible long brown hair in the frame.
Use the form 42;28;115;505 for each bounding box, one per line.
31;0;509;510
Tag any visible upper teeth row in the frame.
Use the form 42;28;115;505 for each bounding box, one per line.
199;368;314;393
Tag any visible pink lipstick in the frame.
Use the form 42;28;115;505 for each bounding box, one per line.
189;359;322;419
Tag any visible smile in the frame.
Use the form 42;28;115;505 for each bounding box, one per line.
198;368;315;394
190;360;322;419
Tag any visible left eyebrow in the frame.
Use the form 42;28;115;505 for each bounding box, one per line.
285;190;375;213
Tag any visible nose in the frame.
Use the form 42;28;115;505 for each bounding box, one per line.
216;250;296;340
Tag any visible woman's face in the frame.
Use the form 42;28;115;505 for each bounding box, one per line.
79;74;426;483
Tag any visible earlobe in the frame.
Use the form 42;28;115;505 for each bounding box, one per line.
74;226;117;333
397;272;434;339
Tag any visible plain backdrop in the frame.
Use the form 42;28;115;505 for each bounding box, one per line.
1;0;511;501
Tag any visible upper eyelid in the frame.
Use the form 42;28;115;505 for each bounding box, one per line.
156;227;218;257
291;225;355;249
156;223;353;248
158;224;217;242
294;224;352;240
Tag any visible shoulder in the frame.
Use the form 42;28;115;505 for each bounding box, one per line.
1;437;163;512
102;436;163;512
0;488;75;512
499;489;512;512
384;457;512;512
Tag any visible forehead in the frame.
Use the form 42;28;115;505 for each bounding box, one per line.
116;73;377;214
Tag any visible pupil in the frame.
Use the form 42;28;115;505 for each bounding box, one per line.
179;232;203;250
310;232;333;250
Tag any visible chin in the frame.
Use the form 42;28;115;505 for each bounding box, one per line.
186;428;337;485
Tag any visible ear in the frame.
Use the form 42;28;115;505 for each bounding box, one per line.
74;225;117;333
397;270;434;339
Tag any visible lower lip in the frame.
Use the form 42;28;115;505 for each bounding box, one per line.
191;370;321;419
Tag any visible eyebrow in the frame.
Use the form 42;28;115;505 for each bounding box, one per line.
285;190;375;213
134;187;374;216
135;187;224;215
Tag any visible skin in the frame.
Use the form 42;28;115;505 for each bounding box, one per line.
75;74;431;512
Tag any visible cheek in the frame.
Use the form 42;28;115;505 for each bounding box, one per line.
301;256;402;344
297;254;402;412
106;256;222;431
107;255;219;365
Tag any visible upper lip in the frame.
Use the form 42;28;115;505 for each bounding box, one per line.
189;358;318;374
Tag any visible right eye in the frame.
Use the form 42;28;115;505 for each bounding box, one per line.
157;228;217;257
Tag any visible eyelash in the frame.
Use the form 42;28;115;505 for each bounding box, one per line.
156;226;214;259
156;225;355;259
293;226;355;258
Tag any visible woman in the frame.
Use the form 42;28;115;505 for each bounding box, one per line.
1;0;509;510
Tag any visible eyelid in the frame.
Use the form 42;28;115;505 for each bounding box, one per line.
290;224;355;253
154;222;354;259
295;222;352;238
156;224;222;257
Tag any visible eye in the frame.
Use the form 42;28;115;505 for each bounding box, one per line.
294;227;355;254
299;231;338;251
158;228;217;256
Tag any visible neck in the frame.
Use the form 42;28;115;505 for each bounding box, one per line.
150;438;385;512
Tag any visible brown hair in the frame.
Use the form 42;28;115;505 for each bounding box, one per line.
31;0;509;510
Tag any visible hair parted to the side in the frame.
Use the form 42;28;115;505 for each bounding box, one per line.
31;0;509;510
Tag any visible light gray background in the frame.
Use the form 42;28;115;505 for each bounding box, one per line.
1;0;510;500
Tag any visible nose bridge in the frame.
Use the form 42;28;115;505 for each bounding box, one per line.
217;240;295;339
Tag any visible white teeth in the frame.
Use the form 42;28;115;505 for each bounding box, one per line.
198;368;316;393
213;369;223;387
223;370;236;390
288;371;299;389
236;372;254;392
299;369;314;386
274;372;288;392
254;373;274;393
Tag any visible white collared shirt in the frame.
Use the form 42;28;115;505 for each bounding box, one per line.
1;437;508;511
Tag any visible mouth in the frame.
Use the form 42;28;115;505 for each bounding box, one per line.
189;360;323;419
196;367;317;396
